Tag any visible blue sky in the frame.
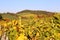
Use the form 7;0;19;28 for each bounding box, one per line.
0;0;60;13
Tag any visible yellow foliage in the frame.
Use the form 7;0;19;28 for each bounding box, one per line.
36;32;39;36
12;20;18;25
7;22;12;25
16;33;27;40
3;23;7;27
0;31;2;36
56;33;60;37
13;26;16;30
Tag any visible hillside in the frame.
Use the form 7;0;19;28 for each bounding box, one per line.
0;10;60;40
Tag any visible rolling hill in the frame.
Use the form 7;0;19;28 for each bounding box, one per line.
0;10;60;40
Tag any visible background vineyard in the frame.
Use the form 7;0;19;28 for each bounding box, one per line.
0;10;60;40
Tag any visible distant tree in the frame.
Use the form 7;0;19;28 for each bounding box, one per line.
0;15;2;19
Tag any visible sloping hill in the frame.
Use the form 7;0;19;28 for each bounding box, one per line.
0;10;60;40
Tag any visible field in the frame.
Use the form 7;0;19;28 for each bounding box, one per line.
0;10;60;40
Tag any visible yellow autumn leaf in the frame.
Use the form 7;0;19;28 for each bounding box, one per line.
17;33;27;40
13;26;16;30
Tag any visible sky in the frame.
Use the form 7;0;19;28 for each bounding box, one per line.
0;0;60;13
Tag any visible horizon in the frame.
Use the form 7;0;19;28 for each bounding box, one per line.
0;0;60;13
0;9;56;13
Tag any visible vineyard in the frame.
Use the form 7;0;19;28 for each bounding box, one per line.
0;10;60;40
